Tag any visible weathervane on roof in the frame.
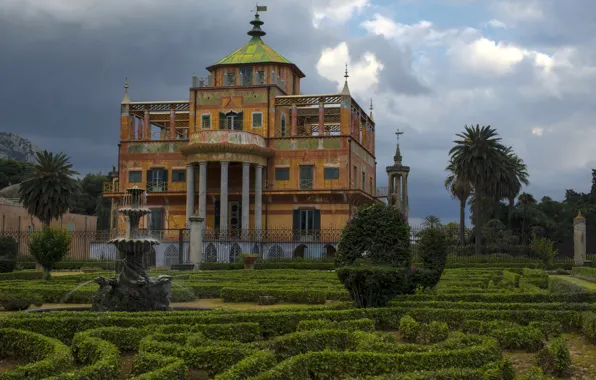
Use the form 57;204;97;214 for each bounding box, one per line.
252;4;268;14
396;128;404;142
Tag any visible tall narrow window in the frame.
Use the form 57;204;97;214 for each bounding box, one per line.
353;166;357;188
300;166;314;190
280;114;287;137
370;177;373;194
362;171;366;190
219;111;243;130
252;112;263;128
240;67;253;85
293;209;321;235
224;72;235;86
256;71;265;84
201;114;211;129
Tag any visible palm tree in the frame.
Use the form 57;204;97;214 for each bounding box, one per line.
421;215;442;229
501;151;529;231
445;159;472;245
448;125;508;255
18;151;81;226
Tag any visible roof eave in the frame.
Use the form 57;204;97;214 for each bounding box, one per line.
206;62;305;78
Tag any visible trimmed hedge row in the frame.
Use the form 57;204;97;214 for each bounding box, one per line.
0;271;42;281
47;333;120;380
296;318;375;332
221;286;350;304
572;266;596;283
0;305;583;342
130;352;187;380
0;328;73;380
199;261;335;270
582;311;596;343
548;277;586;293
393;291;596;303
353;360;514;379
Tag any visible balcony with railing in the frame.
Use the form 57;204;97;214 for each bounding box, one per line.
146;181;168;194
181;130;274;160
103;181;119;194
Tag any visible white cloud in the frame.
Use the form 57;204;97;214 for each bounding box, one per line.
485;19;507;29
312;0;369;28
493;1;543;22
531;127;544;136
448;38;527;75
316;42;384;95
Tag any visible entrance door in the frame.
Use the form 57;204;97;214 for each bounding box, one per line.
299;166;314;190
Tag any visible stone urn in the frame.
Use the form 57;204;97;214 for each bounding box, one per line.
242;255;258;270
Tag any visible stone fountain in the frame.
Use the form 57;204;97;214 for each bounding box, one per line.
92;186;172;311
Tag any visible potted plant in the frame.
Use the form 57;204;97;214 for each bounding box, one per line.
241;253;258;270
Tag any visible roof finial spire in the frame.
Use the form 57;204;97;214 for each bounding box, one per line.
394;128;404;164
341;62;351;95
248;4;267;38
369;98;374;120
121;77;131;104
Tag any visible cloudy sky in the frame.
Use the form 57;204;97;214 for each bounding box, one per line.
2;0;596;225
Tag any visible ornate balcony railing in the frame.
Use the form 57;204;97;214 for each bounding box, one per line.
299;179;313;190
103;181;119;193
146;181;168;193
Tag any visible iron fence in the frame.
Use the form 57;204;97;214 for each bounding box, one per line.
0;226;574;266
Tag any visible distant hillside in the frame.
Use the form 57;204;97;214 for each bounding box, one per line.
0;132;40;163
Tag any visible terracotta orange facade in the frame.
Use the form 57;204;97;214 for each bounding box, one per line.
104;11;379;234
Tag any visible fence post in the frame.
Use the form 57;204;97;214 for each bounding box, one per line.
189;216;204;270
574;211;587;266
178;229;184;264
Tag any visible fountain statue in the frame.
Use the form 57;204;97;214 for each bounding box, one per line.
92;186;172;311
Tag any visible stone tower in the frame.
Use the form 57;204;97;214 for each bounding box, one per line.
386;129;410;218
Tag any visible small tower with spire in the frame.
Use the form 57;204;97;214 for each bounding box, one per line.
386;128;410;218
341;63;350;95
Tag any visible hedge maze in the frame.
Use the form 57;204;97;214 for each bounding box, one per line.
0;267;595;378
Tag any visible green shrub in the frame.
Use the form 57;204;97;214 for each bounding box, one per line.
417;321;449;344
502;270;521;287
528;321;562;339
335;203;411;267
531;234;558;269
0;271;42;281
492;326;544;352
522;268;549;289
130;352;187;380
215;350;277;380
263;329;355;360
28;226;72;280
581;311;596;343
548;277;585;293
399;315;420;342
516;366;552;380
48;333;120;379
417;227;448;288
0;290;43;311
337;265;411;308
297;318;375;332
536;337;571;377
0;328;73;379
0;236;18;273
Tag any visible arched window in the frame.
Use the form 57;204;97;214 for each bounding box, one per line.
230;243;242;262
324;245;337;260
267;245;284;260
205;243;217;262
293;244;307;259
164;244;179;266
280;114;287;137
252;244;260;255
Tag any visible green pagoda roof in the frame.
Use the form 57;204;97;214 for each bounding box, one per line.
207;11;304;77
215;36;291;65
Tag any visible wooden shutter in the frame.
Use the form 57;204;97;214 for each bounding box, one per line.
313;210;321;231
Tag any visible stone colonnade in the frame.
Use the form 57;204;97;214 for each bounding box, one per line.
185;161;263;231
388;173;408;214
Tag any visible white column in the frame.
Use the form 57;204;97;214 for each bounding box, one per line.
198;162;207;223
255;165;263;232
185;164;195;227
242;162;250;231
189;216;204;270
220;161;229;235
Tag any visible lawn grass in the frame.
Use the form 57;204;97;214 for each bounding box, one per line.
550;275;596;292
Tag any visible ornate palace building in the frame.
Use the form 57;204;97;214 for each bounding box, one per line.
104;9;385;240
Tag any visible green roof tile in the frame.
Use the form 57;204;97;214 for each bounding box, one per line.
215;36;291;65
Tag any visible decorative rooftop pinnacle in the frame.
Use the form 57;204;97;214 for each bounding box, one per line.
341;62;351;95
369;98;374;120
576;210;585;219
394;128;404;164
121;77;131;104
248;5;267;38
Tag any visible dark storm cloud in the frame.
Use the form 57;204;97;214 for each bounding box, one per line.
0;0;338;173
348;35;431;95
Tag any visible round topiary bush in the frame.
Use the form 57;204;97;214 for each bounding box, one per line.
0;235;18;273
335;204;413;308
29;226;72;280
336;204;411;267
416;226;448;288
